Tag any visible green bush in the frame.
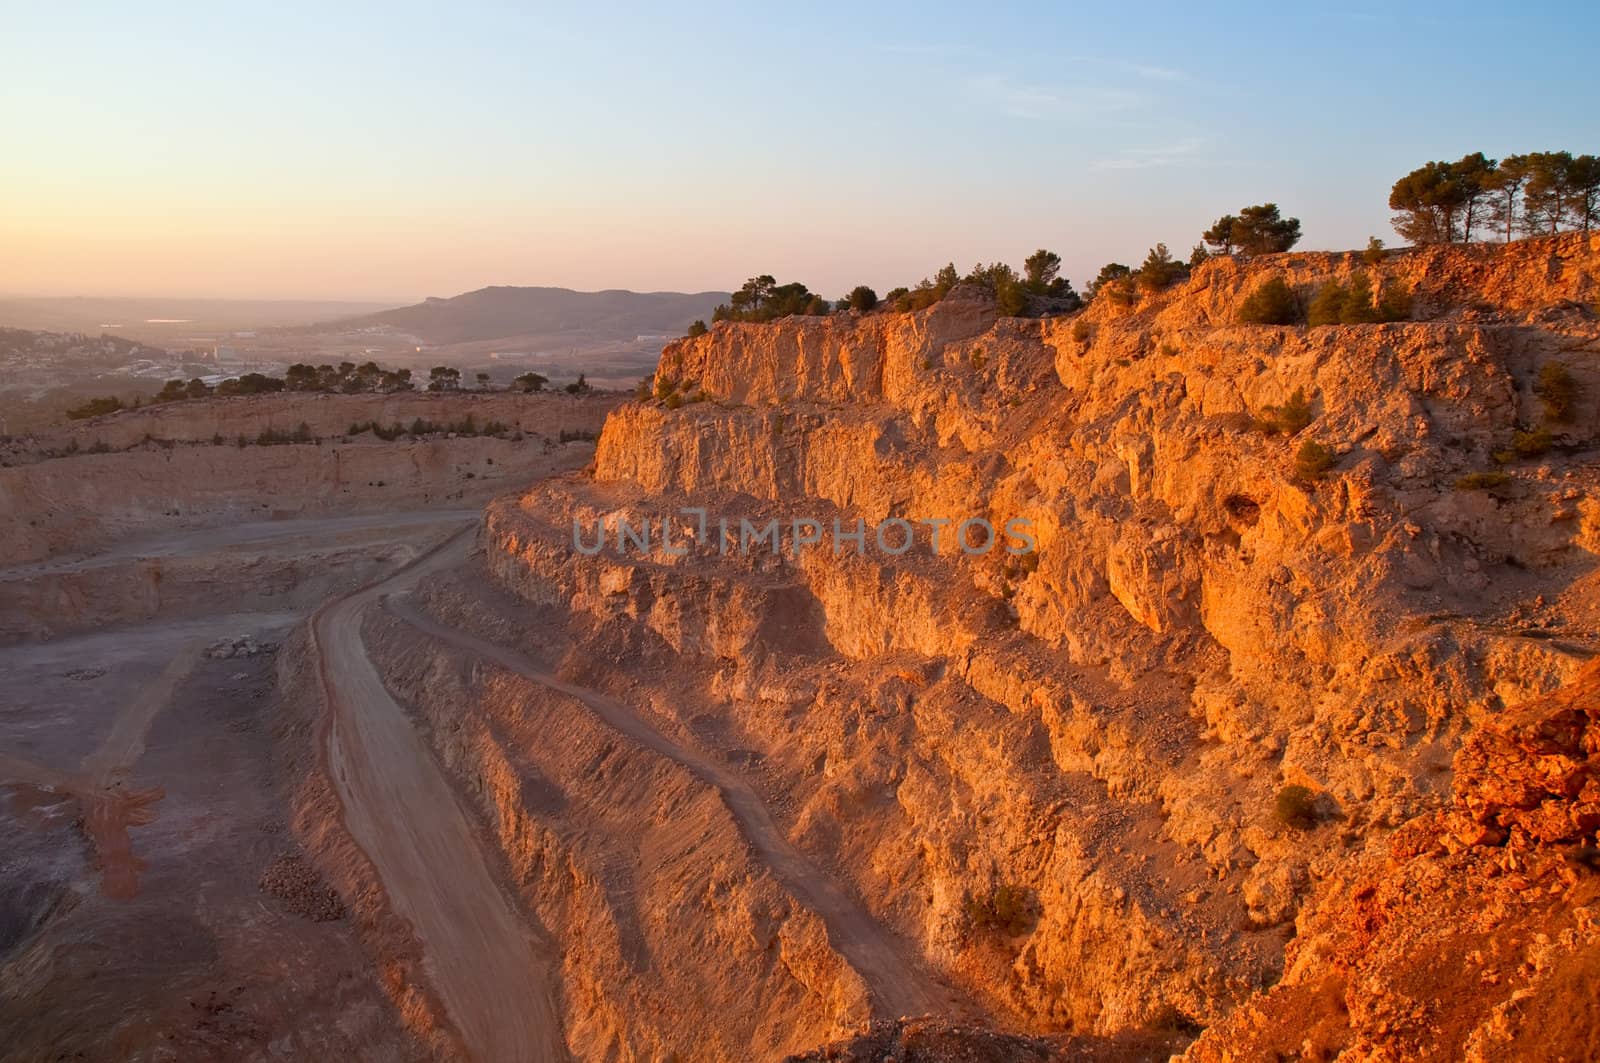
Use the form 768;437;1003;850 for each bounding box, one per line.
1537;362;1579;423
1254;387;1314;436
1456;471;1512;490
65;396;125;420
663;392;684;410
685;319;708;338
1237;277;1300;325
844;285;878;312
1513;428;1551;457
1275;785;1320;830
1294;439;1336;484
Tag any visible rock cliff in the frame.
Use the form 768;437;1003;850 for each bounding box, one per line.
400;234;1596;1057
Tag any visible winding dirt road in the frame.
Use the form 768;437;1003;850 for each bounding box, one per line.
384;592;964;1022
310;527;568;1062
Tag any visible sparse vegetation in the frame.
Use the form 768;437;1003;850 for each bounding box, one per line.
565;373;591;395
1236;277;1300;325
1293;439;1336;484
963;884;1037;937
1254;388;1314;435
1072;318;1094;344
1275;784;1320;830
713;275;830;323
1537;362;1579;422
1135;242;1186;292
1307;273;1412;325
1456;471;1512;490
65;396;126;420
1513;428;1552;457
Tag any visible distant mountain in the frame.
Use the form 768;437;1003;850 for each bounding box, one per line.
330;286;729;346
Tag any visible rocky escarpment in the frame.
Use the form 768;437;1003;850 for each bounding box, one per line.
1184;660;1600;1061
454;235;1598;1056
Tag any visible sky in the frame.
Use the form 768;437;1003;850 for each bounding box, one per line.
2;0;1597;302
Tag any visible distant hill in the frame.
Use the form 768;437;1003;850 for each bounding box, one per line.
330;286;729;346
0;296;393;341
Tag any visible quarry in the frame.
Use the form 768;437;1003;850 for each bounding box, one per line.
2;234;1598;1061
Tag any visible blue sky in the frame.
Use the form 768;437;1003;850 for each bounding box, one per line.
2;0;1596;300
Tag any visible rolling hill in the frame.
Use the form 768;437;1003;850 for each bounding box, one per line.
329;286;729;346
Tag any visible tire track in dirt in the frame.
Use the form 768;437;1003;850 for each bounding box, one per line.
385;592;968;1022
310;527;568;1063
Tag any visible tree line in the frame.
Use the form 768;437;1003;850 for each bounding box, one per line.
689;203;1308;335
1390;151;1599;244
683;152;1596;337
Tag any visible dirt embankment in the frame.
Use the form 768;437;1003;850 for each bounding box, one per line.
0;391;617;568
12;389;615;456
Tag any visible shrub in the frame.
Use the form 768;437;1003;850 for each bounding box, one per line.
1363;236;1386;267
1293;439;1336;484
1237;277;1299;325
1341;273;1380;323
845;285;878;312
1276;785;1320;830
1102;279;1139;309
1307;281;1348;326
713;275;828;322
1537;362;1578;423
663;392;684;410
1513;428;1552;457
1072;318;1093;344
971;347;987;370
1308;273;1409;326
1456;471;1512;490
1255;388;1314;436
216;372;285;396
685;319;708;338
66;396;125;420
565;373;590;395
1378;281;1413;322
963;884;1037;936
1135;243;1185;292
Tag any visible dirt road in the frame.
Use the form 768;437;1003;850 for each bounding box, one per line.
311;527;568;1063
385;593;965;1022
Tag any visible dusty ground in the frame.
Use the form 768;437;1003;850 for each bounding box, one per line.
0;615;423;1061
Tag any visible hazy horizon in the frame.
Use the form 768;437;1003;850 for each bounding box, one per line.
5;1;1597;302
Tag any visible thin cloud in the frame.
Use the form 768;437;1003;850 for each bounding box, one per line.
1091;137;1207;170
1128;63;1183;81
965;73;1142;121
1059;54;1188;82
